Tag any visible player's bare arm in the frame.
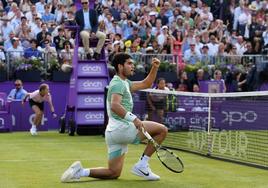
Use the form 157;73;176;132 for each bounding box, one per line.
130;58;160;92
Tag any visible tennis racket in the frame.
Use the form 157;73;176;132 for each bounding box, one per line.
141;127;184;173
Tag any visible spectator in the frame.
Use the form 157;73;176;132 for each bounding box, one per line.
75;0;106;60
42;4;56;24
53;27;66;51
59;40;73;66
183;40;201;64
211;69;226;93
6;37;24;61
177;71;191;91
38;39;57;60
147;77;169;123
7;79;27;101
36;23;50;46
24;39;42;59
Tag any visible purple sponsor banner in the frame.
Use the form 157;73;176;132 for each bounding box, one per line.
132;101;146;119
218;100;268;130
164;99;268;130
77;62;107;77
0;82;69;130
77;94;104;109
77;78;108;93
12;102;49;131
76;110;104;125
178;96;209;111
165;112;210;130
199;80;224;93
0;113;12;132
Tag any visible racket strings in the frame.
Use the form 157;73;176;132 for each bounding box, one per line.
157;148;183;172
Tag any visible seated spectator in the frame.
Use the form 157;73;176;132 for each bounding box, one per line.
24;39;42;59
192;84;200;92
7;37;24;61
53;28;66;52
177;71;191;91
75;0;106;60
183;41;201;64
7;79;27;101
38;39;57;60
36;23;51;47
59;40;73;66
42;4;55;24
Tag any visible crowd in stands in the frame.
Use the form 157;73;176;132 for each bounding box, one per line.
0;0;268;92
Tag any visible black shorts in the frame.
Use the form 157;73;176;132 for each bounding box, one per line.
29;98;44;111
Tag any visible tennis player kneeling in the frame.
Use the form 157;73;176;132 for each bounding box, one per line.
61;52;168;182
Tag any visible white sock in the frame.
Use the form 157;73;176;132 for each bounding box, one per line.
31;125;36;129
80;168;90;177
138;154;150;167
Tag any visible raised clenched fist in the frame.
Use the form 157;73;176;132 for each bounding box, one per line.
152;58;160;68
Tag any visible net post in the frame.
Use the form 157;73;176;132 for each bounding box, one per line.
207;95;211;134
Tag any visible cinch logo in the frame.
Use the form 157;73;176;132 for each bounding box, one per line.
85;112;104;120
82;80;103;89
82;65;102;73
29;114;48;125
0;117;4;128
0;98;4;107
84;96;103;104
222;111;257;126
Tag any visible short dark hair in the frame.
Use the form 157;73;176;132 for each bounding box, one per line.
39;83;49;92
157;77;165;84
111;52;132;72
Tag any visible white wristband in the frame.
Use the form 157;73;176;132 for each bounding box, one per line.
124;112;137;122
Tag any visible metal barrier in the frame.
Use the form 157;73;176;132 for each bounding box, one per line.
1;52;268;81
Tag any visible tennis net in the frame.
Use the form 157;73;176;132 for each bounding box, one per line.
133;89;268;168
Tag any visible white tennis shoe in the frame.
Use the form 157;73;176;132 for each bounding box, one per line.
61;161;83;183
30;127;37;135
131;163;160;181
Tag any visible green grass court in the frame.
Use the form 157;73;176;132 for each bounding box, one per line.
1;131;268;188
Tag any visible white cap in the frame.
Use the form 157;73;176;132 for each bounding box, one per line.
162;25;168;30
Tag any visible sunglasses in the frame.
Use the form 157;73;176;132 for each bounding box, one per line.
15;84;21;86
82;2;88;4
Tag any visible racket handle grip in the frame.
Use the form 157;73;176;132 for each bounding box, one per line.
141;127;153;140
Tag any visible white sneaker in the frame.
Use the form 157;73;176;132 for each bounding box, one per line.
131;163;160;181
61;161;83;183
30;127;37;135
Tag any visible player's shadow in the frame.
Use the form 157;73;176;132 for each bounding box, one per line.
66;178;160;184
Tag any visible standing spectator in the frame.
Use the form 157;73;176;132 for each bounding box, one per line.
211;69;226;92
7;79;27;101
75;0;106;60
147;77;169;123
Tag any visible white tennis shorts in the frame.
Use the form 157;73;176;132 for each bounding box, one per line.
105;121;140;160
